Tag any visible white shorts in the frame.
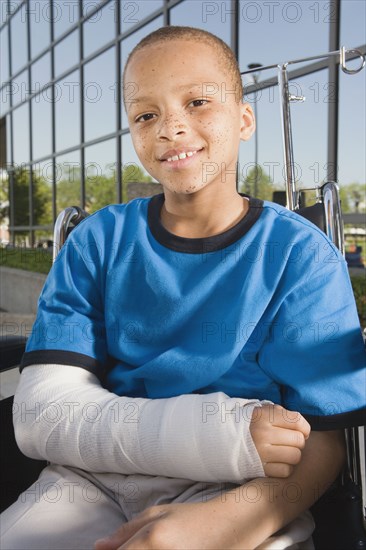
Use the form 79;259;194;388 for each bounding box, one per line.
0;464;314;549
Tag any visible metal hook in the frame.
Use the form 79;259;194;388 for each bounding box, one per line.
340;46;366;75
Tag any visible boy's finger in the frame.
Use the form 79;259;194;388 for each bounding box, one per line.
268;427;307;449
261;444;302;465
263;462;295;478
270;406;311;438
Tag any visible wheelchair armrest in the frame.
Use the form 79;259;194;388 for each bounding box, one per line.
0;395;47;512
0;335;27;372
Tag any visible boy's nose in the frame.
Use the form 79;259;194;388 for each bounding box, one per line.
156;114;187;141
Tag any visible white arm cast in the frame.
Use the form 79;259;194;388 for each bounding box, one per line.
13;364;265;483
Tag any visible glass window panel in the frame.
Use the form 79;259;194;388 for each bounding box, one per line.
53;0;80;38
55;150;82;212
170;0;231;44
0;84;12;117
120;0;163;33
290;71;328;189
29;0;51;58
32;160;53;226
13;102;30;165
121;132;155;201
84;139;117;213
6;113;11;164
54;29;79;79
83;2;115;57
9;69;28;109
341;0;366;47
6;0;23;16
11;2;28;74
32;92;52;160
338;69;366;186
84;47;116;142
13;166;30;231
239;0;329;71
239;69;283;200
31;52;51;93
0;26;9;83
121;16;164;129
83;1;104;17
55;69;80;152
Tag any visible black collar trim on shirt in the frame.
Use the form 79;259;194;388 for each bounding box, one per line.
147;193;264;254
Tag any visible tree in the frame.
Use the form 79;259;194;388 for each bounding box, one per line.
239;165;279;201
2;168;52;234
339;183;366;214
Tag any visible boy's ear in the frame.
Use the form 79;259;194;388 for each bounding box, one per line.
239;102;256;141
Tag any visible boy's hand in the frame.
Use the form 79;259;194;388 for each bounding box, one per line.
94;501;239;550
250;404;311;478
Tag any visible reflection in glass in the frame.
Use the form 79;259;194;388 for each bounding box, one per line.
84;48;116;142
340;0;366;47
0;27;9;83
121;16;164;129
6;113;11;164
12;166;30;234
32;92;52;161
239;0;329;70
54;0;79;38
240;70;283;201
55;150;82;213
0;84;11;117
120;0;163;33
54;30;79;79
83;2;115;58
13;102;30;165
290;71;328;189
11;3;28;74
170;0;230;44
5;0;23;17
31;53;51;92
121;133;154;202
55;70;80;152
84;139;117;213
29;0;51;58
10;69;28;108
339;69;366;186
31;161;53;226
83;0;105;17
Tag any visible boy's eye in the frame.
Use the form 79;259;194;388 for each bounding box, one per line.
189;99;208;108
135;113;156;123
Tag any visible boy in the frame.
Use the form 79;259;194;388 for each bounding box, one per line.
1;27;365;549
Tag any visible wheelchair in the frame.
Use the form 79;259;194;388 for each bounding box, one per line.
1;47;365;549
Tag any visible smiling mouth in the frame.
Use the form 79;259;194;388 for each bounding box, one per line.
166;150;199;162
160;148;204;162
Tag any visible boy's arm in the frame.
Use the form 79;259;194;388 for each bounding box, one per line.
14;363;266;482
94;429;345;550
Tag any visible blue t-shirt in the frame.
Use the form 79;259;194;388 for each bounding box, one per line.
21;195;366;429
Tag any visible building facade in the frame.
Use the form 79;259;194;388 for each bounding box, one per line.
0;0;365;244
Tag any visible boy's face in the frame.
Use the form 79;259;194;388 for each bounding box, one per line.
124;39;254;196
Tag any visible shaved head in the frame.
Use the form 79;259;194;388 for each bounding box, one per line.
123;26;243;104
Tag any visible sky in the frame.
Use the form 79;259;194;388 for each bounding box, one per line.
1;0;365;188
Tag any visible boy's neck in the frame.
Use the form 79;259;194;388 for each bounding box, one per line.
160;188;249;239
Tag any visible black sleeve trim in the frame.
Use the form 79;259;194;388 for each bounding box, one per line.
20;350;100;372
304;408;366;430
